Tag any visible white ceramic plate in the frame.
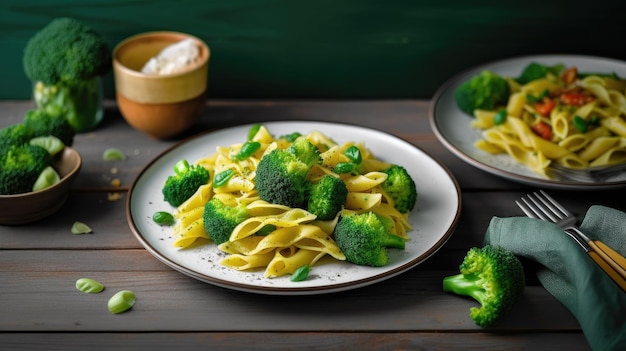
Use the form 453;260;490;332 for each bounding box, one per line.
430;54;626;190
127;121;461;295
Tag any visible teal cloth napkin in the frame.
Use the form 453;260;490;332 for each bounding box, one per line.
484;205;626;351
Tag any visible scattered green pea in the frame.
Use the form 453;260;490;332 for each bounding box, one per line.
291;265;310;282
214;169;234;188
102;148;126;161
75;278;105;293
71;221;92;234
107;290;136;314
494;109;507;125
32;166;60;191
153;211;175;225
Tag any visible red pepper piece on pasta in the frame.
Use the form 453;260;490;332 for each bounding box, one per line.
531;121;552;140
534;97;556;116
560;93;595;106
562;67;578;85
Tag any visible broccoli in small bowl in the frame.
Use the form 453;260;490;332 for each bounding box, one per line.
0;145;82;225
23;17;111;132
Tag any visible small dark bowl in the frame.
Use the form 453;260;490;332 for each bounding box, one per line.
0;147;82;225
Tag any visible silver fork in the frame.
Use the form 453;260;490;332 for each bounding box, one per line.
547;163;626;183
516;190;626;292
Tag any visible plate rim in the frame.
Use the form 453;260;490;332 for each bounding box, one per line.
429;54;626;190
126;120;462;295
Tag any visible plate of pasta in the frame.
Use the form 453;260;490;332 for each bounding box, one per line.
127;121;461;294
430;54;626;189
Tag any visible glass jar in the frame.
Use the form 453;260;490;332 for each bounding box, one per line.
33;76;104;133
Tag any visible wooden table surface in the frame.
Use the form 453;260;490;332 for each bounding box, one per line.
2;99;625;350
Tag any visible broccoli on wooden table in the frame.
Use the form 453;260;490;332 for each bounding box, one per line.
443;245;525;328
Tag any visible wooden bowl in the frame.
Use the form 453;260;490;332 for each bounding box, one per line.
113;31;210;140
0;147;82;225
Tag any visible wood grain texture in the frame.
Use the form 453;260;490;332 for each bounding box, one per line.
0;332;592;351
0;0;624;100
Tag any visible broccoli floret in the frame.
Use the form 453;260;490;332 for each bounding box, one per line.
255;138;321;208
203;198;248;245
23;109;76;146
287;137;321;166
0;144;53;194
23;17;111;132
23;17;111;86
307;175;348;220
381;165;417;214
0;124;34;154
162;160;210;207
455;70;511;116
516;62;565;85
333;212;406;267
442;245;525;328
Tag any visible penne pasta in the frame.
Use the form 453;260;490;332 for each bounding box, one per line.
469;64;626;178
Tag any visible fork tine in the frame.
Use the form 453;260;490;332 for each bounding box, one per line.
538;190;573;217
529;192;565;222
518;196;550;221
515;200;537;219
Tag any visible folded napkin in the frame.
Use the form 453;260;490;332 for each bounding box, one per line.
484;205;626;351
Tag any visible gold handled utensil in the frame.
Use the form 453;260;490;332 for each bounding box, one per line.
516;190;626;292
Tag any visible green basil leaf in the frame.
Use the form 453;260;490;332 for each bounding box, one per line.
344;145;362;164
290;265;310;282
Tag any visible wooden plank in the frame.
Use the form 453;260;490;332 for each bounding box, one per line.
0;332;591;351
0;269;579;332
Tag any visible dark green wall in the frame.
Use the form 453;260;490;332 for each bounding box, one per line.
1;0;625;100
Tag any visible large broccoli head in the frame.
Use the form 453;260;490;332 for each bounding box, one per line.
333;212;406;267
0;124;35;154
162;160;210;207
255;138;320;208
516;62;565;85
203;198;248;245
0;144;53;194
23;17;111;85
454;70;511;116
442;245;525;327
381;165;417;214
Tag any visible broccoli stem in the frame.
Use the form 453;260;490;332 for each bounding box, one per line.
442;274;487;304
382;233;406;250
34;77;103;132
174;160;191;175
